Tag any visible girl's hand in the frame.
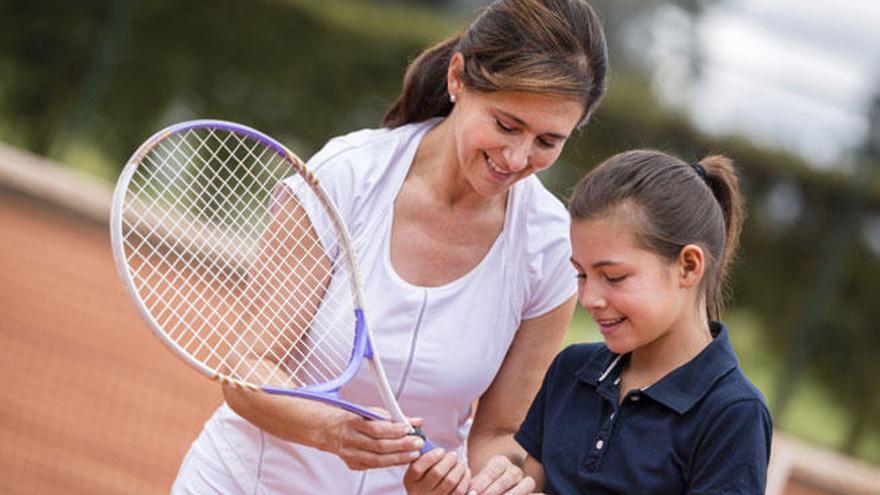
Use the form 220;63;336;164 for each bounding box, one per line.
326;410;425;470
466;455;535;495
404;448;471;495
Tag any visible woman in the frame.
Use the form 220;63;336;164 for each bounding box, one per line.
172;1;608;493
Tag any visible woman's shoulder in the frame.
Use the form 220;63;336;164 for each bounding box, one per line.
512;176;571;251
517;176;569;221
308;121;432;174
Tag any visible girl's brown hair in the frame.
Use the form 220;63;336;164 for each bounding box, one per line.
568;150;745;320
382;0;608;129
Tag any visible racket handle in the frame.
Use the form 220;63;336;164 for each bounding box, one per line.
410;427;438;454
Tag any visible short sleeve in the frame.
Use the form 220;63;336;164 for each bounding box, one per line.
689;399;773;494
521;183;577;320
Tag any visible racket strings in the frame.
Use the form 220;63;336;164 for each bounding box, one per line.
129;130;352;386
122;127;359;389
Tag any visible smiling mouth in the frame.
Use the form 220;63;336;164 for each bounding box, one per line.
595;317;626;333
484;152;513;179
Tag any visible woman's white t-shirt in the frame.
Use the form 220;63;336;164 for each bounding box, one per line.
172;118;576;494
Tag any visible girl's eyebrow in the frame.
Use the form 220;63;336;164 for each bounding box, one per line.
592;260;622;269
570;258;622;269
496;109;570;140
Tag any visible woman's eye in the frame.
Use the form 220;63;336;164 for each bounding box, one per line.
575;273;587;281
606;275;627;283
496;119;515;133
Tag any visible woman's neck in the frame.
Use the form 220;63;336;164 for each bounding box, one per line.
409;118;506;212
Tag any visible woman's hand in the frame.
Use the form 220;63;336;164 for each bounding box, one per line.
404;448;471;495
326;410;425;470
466;455;535;495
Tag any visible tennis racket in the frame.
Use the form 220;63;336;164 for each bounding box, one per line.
110;119;434;452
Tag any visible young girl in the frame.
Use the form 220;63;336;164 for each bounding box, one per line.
514;150;772;494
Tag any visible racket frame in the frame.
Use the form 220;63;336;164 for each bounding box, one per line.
110;119;408;425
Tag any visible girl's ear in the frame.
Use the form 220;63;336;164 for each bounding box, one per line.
678;244;705;288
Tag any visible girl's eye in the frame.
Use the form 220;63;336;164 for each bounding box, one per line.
537;137;558;149
575;273;587;281
606;275;627;283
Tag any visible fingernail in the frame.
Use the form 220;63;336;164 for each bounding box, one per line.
468;491;477;495
413;438;425;449
410;450;421;459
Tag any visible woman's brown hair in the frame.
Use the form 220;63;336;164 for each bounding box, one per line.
568;150;745;320
382;0;608;128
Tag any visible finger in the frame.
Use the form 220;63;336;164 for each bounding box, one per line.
343;445;423;470
480;465;523;495
404;448;447;482
356;431;425;455
501;475;535;495
468;456;508;493
353;416;411;439
434;456;468;494
422;451;460;490
347;421;424;454
408;417;425;428
452;467;472;495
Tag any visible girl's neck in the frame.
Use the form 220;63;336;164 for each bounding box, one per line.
621;311;712;394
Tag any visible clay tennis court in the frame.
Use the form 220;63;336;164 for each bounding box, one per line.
0;188;220;494
1;145;879;494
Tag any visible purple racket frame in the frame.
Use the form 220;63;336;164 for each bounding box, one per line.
110;119;434;451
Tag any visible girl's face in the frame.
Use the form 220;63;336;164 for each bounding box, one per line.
447;57;583;198
570;215;692;355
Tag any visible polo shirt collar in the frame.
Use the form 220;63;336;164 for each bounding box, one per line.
574;322;739;414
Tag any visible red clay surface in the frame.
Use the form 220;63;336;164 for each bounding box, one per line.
0;190;221;494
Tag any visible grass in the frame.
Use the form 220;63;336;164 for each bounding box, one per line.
563;306;880;465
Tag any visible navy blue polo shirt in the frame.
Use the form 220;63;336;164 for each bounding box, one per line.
515;322;772;495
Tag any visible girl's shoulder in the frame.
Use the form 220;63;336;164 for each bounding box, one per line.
552;342;611;376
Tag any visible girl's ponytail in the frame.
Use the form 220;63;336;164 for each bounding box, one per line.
698;155;745;318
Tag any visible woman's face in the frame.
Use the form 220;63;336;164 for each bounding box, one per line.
447;58;583;197
570;215;690;356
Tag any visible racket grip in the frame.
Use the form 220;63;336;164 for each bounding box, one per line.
411;427;438;454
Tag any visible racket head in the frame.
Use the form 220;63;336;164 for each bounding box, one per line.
110;120;370;396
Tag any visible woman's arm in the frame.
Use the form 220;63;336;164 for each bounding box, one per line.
223;191;424;470
522;455;546;493
223;387;423;469
403;297;574;495
468;297;575;469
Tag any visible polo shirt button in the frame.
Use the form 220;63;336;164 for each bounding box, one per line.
596;439;604;450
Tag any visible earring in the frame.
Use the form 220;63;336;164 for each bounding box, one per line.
450;94;456;104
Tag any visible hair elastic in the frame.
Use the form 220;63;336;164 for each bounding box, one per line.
691;162;708;182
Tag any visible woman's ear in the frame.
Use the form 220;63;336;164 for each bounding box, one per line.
678;244;705;288
447;52;464;100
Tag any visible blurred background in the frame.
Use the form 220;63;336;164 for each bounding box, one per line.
0;0;878;493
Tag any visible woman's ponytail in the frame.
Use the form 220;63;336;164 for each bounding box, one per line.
381;36;460;128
